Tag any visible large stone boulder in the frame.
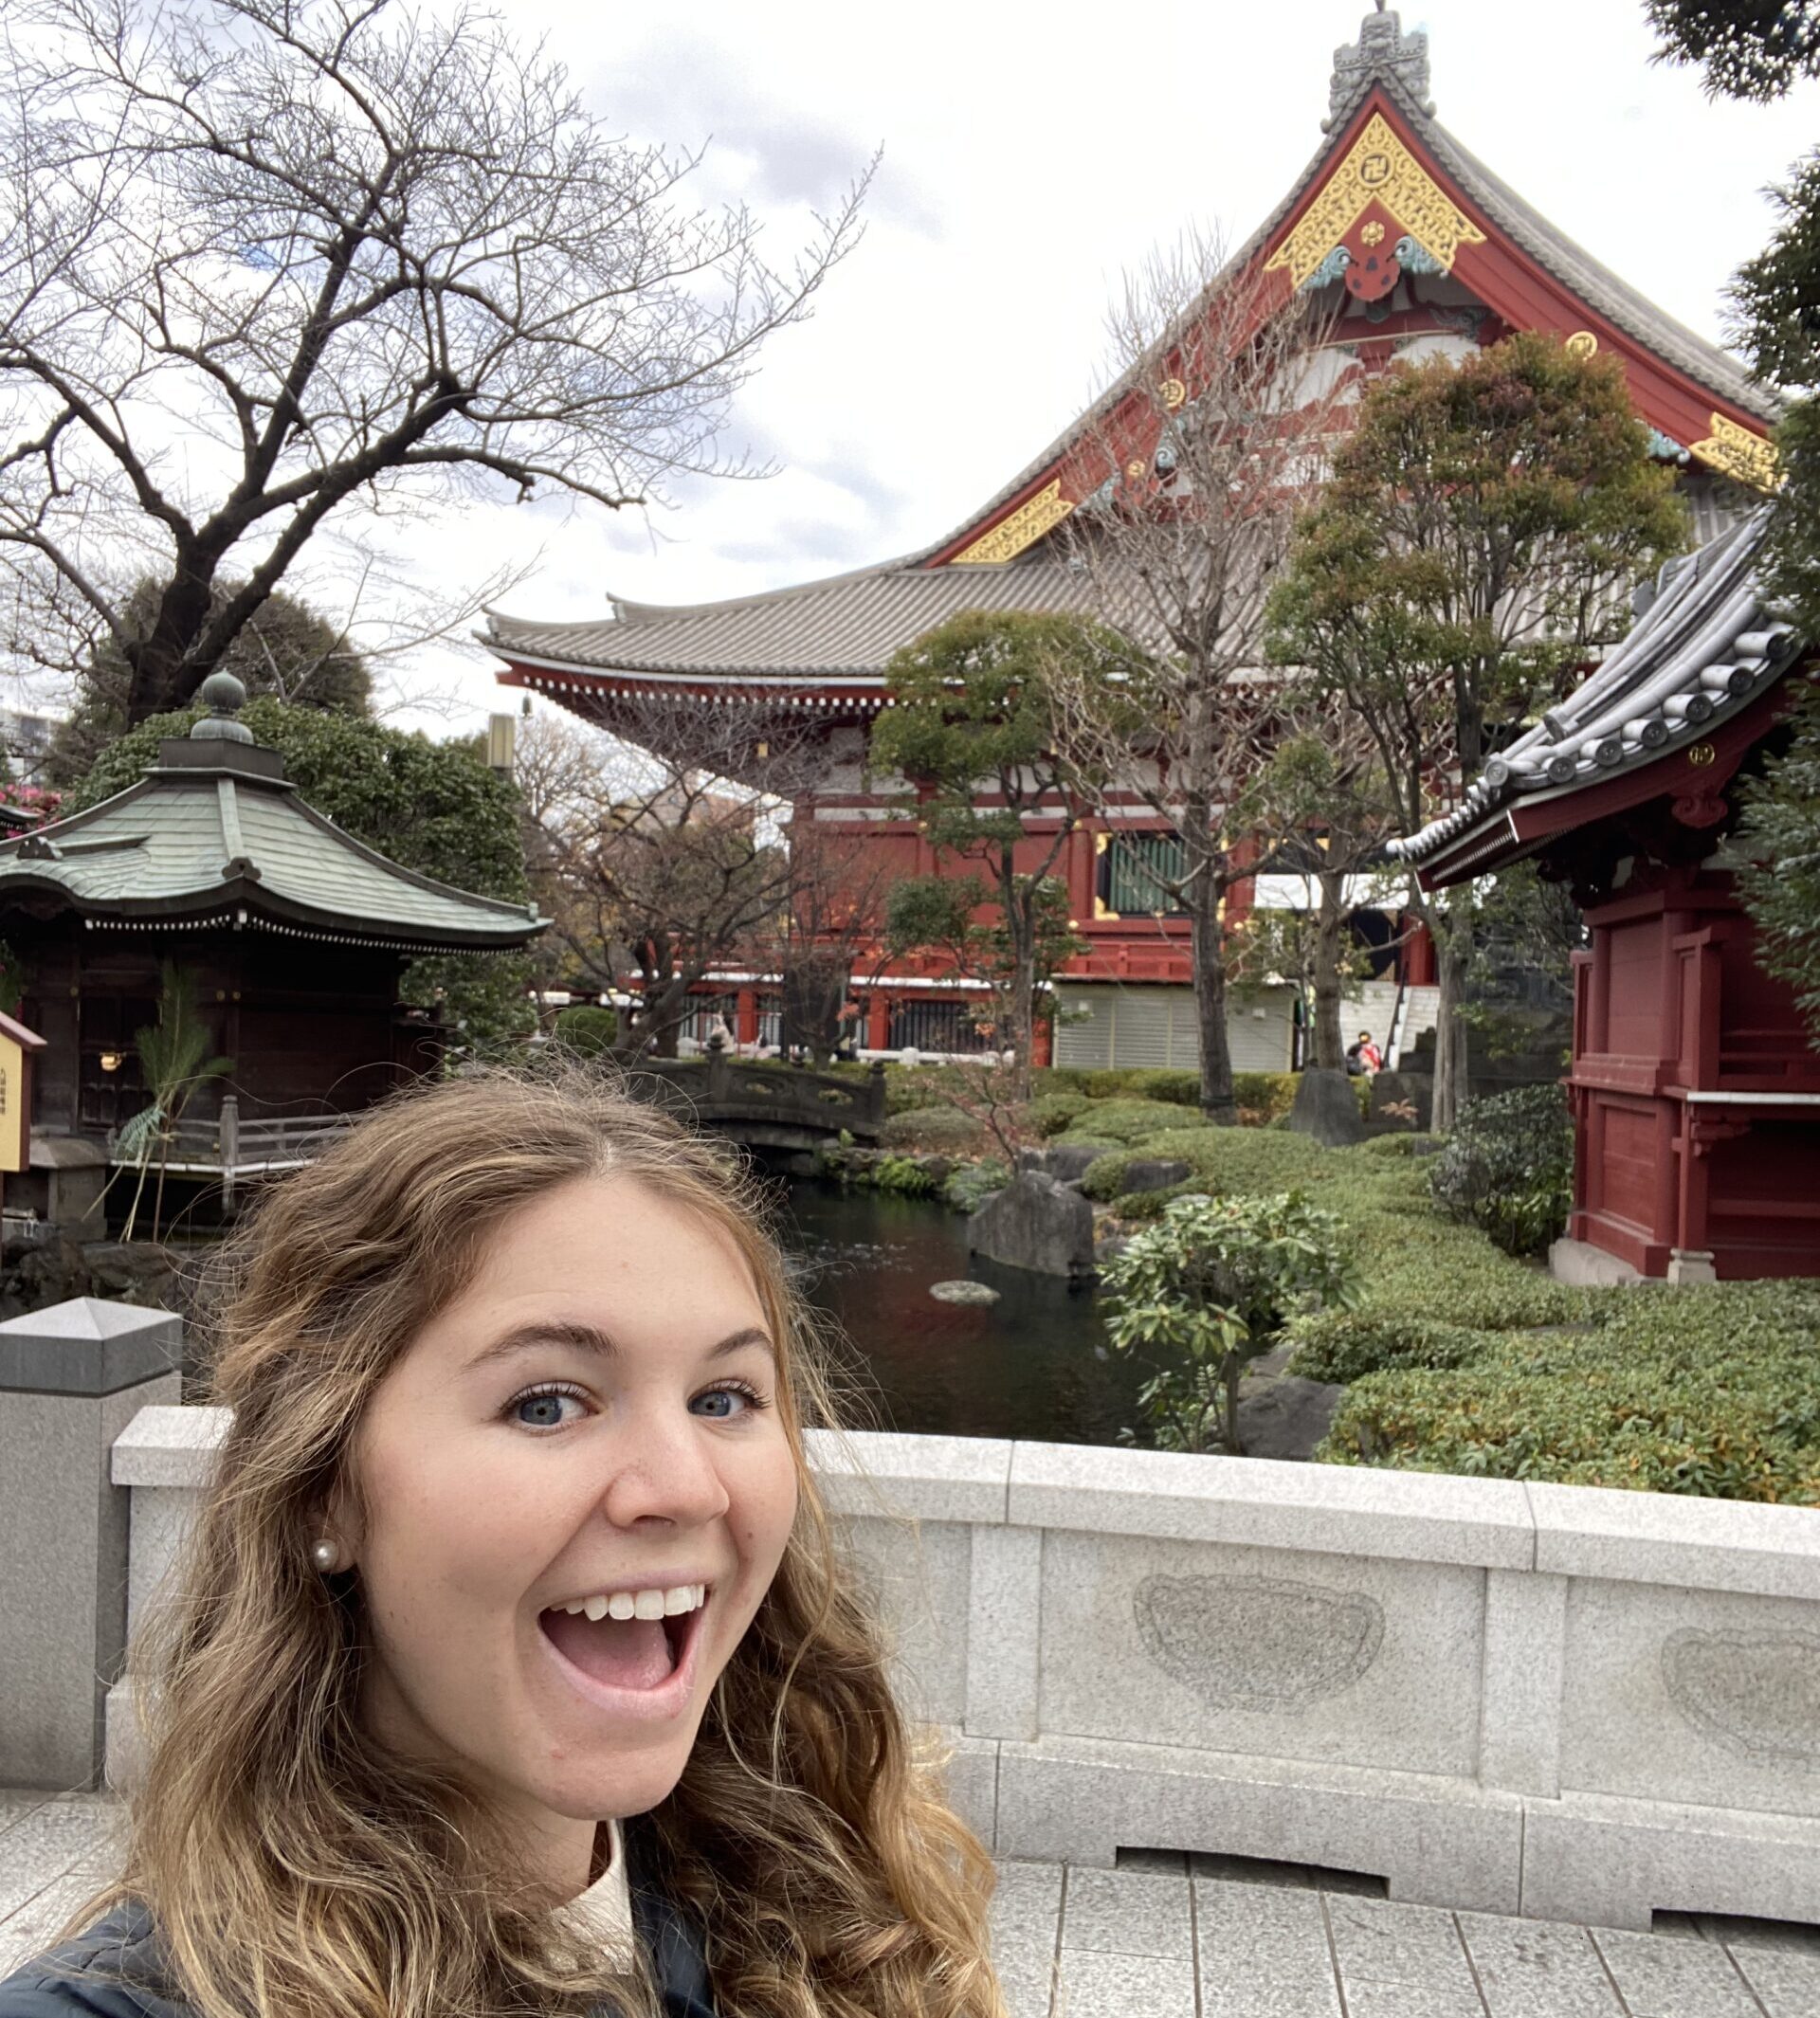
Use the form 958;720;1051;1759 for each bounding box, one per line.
1118;1157;1192;1196
1367;1069;1431;1133
968;1172;1097;1279
1016;1140;1116;1186
1285;1067;1366;1147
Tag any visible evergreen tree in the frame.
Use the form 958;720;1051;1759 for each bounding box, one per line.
1647;1;1820;1037
1266;334;1685;1130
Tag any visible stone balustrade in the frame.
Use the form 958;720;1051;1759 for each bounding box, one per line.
95;1402;1820;1935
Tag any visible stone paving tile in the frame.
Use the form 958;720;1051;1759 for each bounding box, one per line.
0;1801;119;1923
1052;1948;1195;2018
1058;1866;1192;1959
1698;1913;1820;1956
1323;1895;1486;2018
1114;1847;1188;1875
989;1861;1063;2018
0;1848;114;1977
1194;1878;1341;2018
1456;1911;1625;2017
1727;1944;1820;2018
1591;1927;1764;2018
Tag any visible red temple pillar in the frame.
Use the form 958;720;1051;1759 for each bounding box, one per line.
736;988;758;1047
867;995;890;1052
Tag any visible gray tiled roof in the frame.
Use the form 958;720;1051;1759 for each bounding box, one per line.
0;746;545;951
1393;509;1797;868
486;559;1105;682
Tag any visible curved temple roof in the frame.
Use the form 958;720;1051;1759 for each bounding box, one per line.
487;10;1776;705
1393;509;1799;873
0;713;547;954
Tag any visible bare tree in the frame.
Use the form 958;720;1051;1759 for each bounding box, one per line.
777;819;894;1063
1;0;869;720
1053;236;1344;1122
532;695;825;1058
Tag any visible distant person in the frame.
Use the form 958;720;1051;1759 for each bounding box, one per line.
1346;1028;1384;1076
0;1071;998;2017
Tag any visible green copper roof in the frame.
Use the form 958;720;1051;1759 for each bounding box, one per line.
0;731;546;954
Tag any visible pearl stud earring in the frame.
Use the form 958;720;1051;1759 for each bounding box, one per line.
311;1537;340;1573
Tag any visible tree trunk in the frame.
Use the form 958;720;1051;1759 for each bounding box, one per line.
1430;904;1472;1135
1001;869;1037;1102
1312;871;1347;1072
1191;874;1239;1125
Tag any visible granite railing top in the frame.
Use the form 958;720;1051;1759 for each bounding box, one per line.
111;1406;1820;1599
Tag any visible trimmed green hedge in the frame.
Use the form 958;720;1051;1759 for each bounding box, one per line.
1284;1310;1496;1385
1322;1282;1820;1500
1058;1100;1206;1147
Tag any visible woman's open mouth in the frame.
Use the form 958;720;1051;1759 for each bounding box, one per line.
536;1583;710;1715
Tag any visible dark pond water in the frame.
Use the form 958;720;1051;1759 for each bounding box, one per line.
774;1179;1145;1446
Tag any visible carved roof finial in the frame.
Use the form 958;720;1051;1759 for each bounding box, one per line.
1325;8;1435;131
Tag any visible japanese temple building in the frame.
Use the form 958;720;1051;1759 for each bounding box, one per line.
0;673;545;1204
1398;512;1818;1283
485;9;1777;1070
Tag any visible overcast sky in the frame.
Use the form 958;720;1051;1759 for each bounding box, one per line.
283;0;1820;731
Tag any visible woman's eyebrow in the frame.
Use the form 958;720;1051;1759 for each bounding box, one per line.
464;1319;617;1373
464;1320;774;1373
710;1325;776;1364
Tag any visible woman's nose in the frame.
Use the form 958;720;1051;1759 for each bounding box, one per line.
598;1407;732;1529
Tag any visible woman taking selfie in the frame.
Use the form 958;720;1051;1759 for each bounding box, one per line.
0;1072;1002;2017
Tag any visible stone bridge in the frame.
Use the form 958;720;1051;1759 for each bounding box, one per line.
628;1053;886;1151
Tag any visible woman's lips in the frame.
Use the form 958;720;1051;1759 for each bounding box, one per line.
535;1596;708;1723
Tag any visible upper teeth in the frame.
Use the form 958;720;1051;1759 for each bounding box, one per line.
557;1584;706;1622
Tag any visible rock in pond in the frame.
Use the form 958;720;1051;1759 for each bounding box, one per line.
929;1279;1001;1306
969;1171;1098;1279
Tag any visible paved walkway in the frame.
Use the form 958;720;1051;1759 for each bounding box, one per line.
7;1791;1820;2014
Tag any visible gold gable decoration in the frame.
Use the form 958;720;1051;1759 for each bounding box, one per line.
951;479;1073;566
1690;412;1780;493
1266;113;1486;288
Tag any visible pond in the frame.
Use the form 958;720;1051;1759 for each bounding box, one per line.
774;1179;1146;1447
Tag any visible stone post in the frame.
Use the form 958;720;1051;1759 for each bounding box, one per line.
0;1297;181;1789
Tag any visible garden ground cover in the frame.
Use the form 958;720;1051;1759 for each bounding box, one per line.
823;1064;1820;1501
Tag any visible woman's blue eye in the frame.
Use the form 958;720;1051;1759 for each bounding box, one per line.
691;1386;753;1419
513;1388;583;1429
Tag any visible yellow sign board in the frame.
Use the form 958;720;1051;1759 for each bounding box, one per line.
0;1010;46;1174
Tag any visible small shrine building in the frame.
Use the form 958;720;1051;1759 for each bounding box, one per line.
1396;513;1818;1284
0;674;545;1206
485;9;1778;1071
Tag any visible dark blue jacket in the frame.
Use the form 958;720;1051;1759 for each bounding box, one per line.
0;1829;715;2017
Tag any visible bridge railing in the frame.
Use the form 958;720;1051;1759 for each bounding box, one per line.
630;1054;886;1135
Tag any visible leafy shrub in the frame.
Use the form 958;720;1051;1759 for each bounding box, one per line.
552;1004;617;1056
1058;1099;1199;1146
1231;1071;1299;1123
879;1107;980;1151
872;1154;939;1196
880;1070;950;1118
1040;1067;1201;1104
944;1159;1010;1211
1321;1282;1820;1501
1283;1310;1494;1385
1028;1091;1091;1136
1428;1083;1574;1257
1101;1191;1356;1453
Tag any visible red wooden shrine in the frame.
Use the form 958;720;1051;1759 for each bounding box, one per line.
1400;518;1819;1282
486;11;1775;1071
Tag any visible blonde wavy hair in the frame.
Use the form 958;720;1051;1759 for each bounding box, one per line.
59;1067;1004;2018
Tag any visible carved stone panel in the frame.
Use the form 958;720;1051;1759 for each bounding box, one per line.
1135;1572;1385;1712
